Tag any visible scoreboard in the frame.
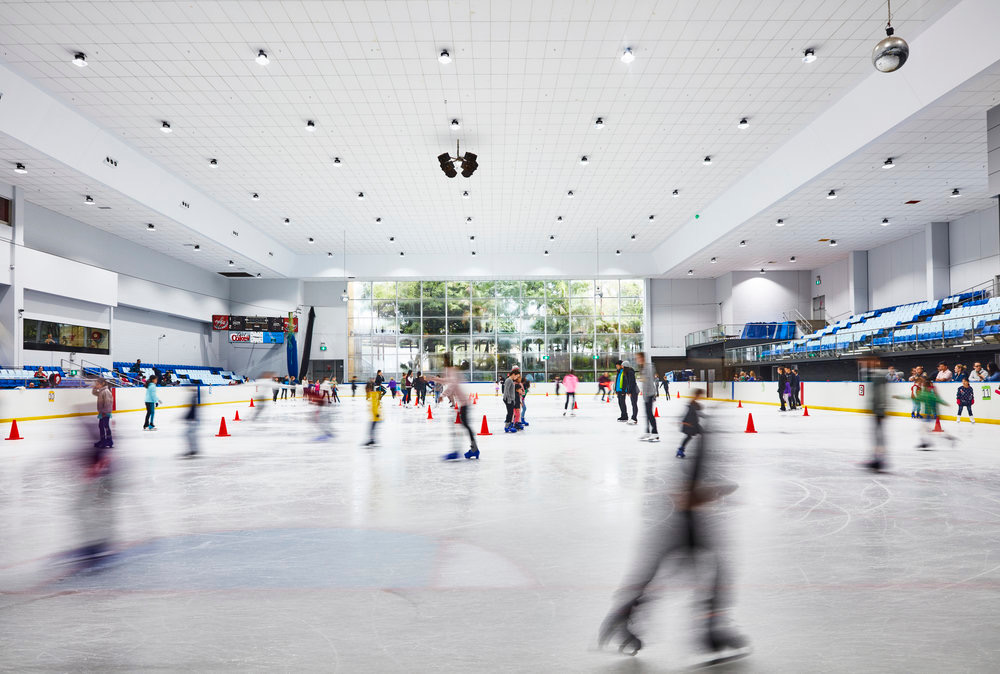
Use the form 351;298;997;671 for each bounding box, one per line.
213;315;298;332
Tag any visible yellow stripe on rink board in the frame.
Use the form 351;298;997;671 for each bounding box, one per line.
0;398;249;424
695;396;1000;425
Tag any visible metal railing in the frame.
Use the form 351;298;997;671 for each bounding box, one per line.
685;324;747;348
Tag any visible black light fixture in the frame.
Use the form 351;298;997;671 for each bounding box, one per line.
687;270;694;276
471;251;477;256
827;190;837;199
829;240;838;247
872;0;909;73
776;218;784;227
615;250;621;256
72;52;88;67
256;273;262;278
544;250;549;256
951;188;961;198
556;216;562;221
738;118;749;130
333;157;342;166
161;121;172;133
400;251;405;257
462;190;470;198
790;256;797;262
881;217;890;226
469;235;475;241
460;152;478;177
703;156;712;165
357;192;365;200
328;252;333;257
620;47;635;64
228;260;234;266
193;244;200;251
594;117;605;129
307;237;315;244
209;158;218;167
883;157;894;169
439;49;452;64
630;234;636;240
738;240;747;247
710;257;717;263
84;195;94;205
388;236;395;242
566;190;574;198
146;223;156;232
256;49;269;66
376;217;382;222
306;120;316;131
759;268;766;275
580;155;589;165
438;141;478;178
251;192;259;201
802;48;816;63
466;217;472;222
648;215;655;220
549;234;555;240
450;119;460;131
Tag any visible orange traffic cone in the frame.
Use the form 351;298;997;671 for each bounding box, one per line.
5;419;23;440
932;416;943;432
573;400;579;410
427;406;433;420
398;397;402;406
216;417;230;437
249;398;255;407
745;413;757;433
455;409;462;424
802;406;810;417
234;410;241;421
654;407;660;418
475;393;479;404
546;392;549;397
737;400;742;408
676;391;680;399
478;415;492;436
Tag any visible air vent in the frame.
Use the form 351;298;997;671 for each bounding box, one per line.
904;199;921;204
217;271;254;278
97;206;112;210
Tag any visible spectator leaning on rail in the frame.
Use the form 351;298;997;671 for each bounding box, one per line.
935;362;952;382
968;362;987;382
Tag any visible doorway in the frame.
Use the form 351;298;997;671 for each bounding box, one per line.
812;295;826;321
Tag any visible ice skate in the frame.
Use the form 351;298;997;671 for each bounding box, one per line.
691;620;751;668
647;434;660;443
464;446;480;460
676;447;686;458
597;607;642;656
442;451;461;461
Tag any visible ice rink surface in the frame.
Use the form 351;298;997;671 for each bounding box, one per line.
2;391;999;672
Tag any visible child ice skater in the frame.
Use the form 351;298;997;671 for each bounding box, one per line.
433;356;480;460
91;378;113;449
677;388;705;458
562;369;579;416
956;378;975;424
364;378;381;446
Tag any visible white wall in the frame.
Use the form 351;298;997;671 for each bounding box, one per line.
225;279;304;378
113;305;221;367
949;204;1000;293
867;231;925;308
647;279;717;355
303;281;349;363
723;271;812;325
810;258;850;321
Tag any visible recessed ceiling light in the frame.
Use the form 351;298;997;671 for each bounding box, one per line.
146;223;156;232
829;240;838;247
466;216;472;222
438;49;452;64
228;260;234;266
881;217;890;226
389;236;395;242
802;49;816;63
710;257;717;263
549;234;555;240
615;250;621;256
462;190;469;199
738;118;749;130
672;189;679;197
357;192;365;200
594;117;605;129
84;195;94;205
72;52;88;67
161;121;172;133
648;215;655;220
471;251;476;256
469;235;475;241
620;47;635;63
256;49;269;66
760;268;766;275
883;157;894;169
827;190;837;199
256;273;262;278
450;119;460;131
193;244;200;251
400;251;405;257
328;252;333;257
951;188;961;198
308;237;315;244
630;234;636;240
739;240;747;247
703;156;712;165
687;269;693;276
556;216;562;222
251;192;259;201
776;218;784;227
209;158;218;167
580;155;589;165
567;190;574;198
789;256;796;262
283;218;290;225
544;250;549;256
333;157;342;165
306;120;316;131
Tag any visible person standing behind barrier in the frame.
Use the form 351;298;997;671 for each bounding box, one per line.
562;369;579;416
143;375;160;430
636;353;659;442
776;367;788;412
956;378;975;424
788;368;801;410
92;378;113;448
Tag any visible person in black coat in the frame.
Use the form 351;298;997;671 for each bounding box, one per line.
788;368;801;410
616;360;639;424
776;366;788;411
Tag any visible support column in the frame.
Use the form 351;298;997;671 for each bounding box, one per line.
0;186;25;366
925;221;950;301
848;250;869;315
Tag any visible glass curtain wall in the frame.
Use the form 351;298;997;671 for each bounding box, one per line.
347;279;644;383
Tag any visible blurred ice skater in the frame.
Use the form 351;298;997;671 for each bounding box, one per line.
363;378;381;446
598;419;749;661
432;356;479;460
91;377;113;449
181;388;199;457
65;413;116;567
860;359;889;472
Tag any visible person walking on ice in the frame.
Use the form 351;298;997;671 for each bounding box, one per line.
636;352;659;442
677;388;705;458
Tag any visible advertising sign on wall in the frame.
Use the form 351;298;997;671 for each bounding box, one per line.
228;331;285;344
214;316;297;332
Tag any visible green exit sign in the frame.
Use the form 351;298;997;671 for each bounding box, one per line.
70;370;78;376
541;355;549;361
319;344;327;351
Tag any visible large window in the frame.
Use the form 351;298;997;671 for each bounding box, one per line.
23;320;109;355
347;280;644;382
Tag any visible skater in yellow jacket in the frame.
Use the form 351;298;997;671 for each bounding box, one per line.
364;378;381;446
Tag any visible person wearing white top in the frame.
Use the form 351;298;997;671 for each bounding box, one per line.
968;362;987;382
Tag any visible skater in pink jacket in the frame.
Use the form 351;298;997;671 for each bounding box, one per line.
562;370;579;416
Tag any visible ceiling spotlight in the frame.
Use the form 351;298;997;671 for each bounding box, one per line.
357;192;365;200
703;156;712;165
872;5;909;73
450;119;460;130
951;188;961;198
462;190;470;199
333;157;342;165
228;260;234;266
738;240;747;247
471;251;477;256
438;49;452;64
883;157;894;169
193;244;200;251
375;217;382;223
630;234;636;240
328;252;333;257
209;158;218;167
256;273;262;278
544;250;550;256
549;234;556;240
438;152;457;178
567;190;574;198
13;162;26;174
687;270;693;276
829;240;838;247
306;120;316;131
672;189;679;197
738;118;749;130
256;49;269;66
84;195;94;205
556;216;563;222
802;48;816;63
146;223;156;232
469;235;475;241
72;52;88;67
710;257;717;263
760;268;766;275
827;190;837;199
161;121;172;133
389;236;395;242
594;117;605;129
776;218;784;227
615;250;621;256
648;215;655;221
400;251;405;257
580;155;589;165
308;237;315;244
284;218;290;225
251;192;260;200
460;151;478;177
466;217;472;222
881;217;890;226
621;47;635;64
790;256;797;262
341;289;349;303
